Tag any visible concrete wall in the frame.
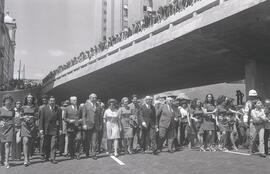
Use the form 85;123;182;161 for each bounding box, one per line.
42;0;270;101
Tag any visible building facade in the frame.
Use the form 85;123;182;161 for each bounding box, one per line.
93;0;107;44
94;0;170;42
106;0;128;38
0;0;16;85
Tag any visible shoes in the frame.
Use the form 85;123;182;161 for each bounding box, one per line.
114;153;119;157
68;156;74;160
199;147;206;152
167;150;174;153
152;150;158;155
127;149;133;155
260;154;266;158
50;160;58;164
76;155;81;160
4;162;10;169
92;156;98;160
0;162;4;166
24;161;30;167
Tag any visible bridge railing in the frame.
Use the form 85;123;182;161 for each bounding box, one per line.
42;0;228;88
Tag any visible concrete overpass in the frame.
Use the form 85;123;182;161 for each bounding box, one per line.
42;0;270;102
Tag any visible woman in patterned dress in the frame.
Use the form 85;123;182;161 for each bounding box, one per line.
216;95;230;151
201;94;217;151
104;99;120;157
118;97;133;154
0;94;15;168
190;98;204;151
20;94;38;167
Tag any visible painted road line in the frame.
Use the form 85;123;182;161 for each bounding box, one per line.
110;156;126;165
223;151;251;156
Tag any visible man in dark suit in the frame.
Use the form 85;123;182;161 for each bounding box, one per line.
156;97;180;153
63;96;82;160
39;96;62;164
140;96;158;154
38;95;48;159
82;93;103;160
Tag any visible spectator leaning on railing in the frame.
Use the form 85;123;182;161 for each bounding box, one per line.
42;0;200;84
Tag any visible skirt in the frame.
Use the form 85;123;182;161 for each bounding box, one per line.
0;124;14;142
20;122;37;138
200;120;215;131
106;122;120;139
122;127;133;138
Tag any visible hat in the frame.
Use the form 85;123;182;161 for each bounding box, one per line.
248;89;258;97
145;96;152;100
108;98;117;105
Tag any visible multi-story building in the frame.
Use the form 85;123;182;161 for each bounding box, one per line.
93;0;107;44
106;0;128;38
128;0;153;28
0;0;16;85
94;0;170;42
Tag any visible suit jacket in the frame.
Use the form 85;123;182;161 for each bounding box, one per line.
157;104;179;129
39;105;62;136
140;104;156;128
82;101;102;130
63;105;81;132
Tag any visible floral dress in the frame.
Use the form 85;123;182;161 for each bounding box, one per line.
0;107;15;142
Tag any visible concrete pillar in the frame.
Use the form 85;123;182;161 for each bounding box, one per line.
245;59;270;100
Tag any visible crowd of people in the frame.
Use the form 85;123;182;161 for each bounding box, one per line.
0;79;41;91
0;89;270;168
42;0;199;84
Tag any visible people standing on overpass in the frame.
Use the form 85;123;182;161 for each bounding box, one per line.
21;94;38;167
119;97;134;154
128;95;141;152
82;93;103;160
104;99;120;157
0;94;15;168
157;97;180;153
63;96;82;160
201;94;217;151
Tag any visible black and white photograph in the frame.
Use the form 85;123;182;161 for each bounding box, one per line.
0;0;270;173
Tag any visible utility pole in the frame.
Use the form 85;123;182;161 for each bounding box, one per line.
18;59;21;80
22;64;25;80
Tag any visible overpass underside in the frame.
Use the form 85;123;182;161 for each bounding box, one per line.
44;0;270;102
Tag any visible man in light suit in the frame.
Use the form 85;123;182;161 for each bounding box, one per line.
63;96;82;160
156;97;180;153
82;93;103;160
140;96;158;155
39;96;62;164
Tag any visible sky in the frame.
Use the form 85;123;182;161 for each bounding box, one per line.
6;0;96;79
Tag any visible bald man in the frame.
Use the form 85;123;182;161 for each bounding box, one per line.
264;99;270;155
82;93;103;160
157;97;180;152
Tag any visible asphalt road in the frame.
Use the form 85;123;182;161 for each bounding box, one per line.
1;150;270;174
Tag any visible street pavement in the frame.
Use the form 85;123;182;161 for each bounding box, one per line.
1;149;270;174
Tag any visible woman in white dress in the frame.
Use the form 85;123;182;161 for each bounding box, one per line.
104;99;120;157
